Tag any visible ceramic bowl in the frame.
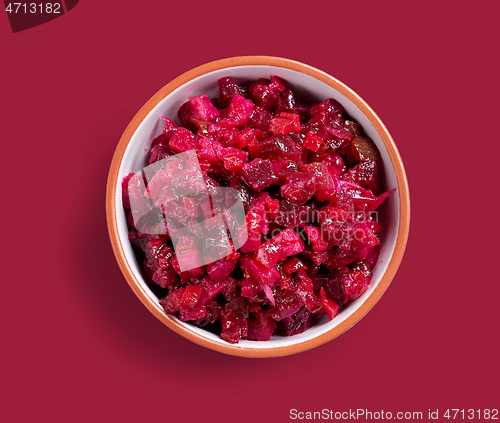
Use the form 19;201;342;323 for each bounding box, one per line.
106;56;410;357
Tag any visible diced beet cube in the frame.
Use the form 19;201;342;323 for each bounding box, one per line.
239;231;262;253
152;266;179;289
318;288;340;320
227;95;255;127
161;116;178;139
297;270;314;292
303;130;324;152
295;287;322;313
272;228;306;260
239;254;280;285
221;277;239;302
178;100;191;125
218;76;242;108
198;276;230;304
269;112;301;135
300;162;337;203
228;176;252;209
123;172;153;218
275;200;311;228
256;228;305;267
270;75;287;92
235;127;255;149
208;96;255;133
177;101;198;133
278;309;316;336
179;285;205;310
310;98;344;119
309;148;346;173
345;160;380;195
265;196;280;220
249;78;279;109
220;310;247;343
255;240;282;268
249;193;273;230
280;171;316;205
279;274;292;291
343;120;361;138
289;272;322;314
148;145;172;164
211;127;241;146
251;135;302;162
247;106;272;131
169;127;198;153
241;279;263;299
221;298;249;343
276;90;296;115
144;160;184;199
268;291;302;321
304;226;329;252
246;212;266;235
341;260;373;302
283;256;309;274
247;312;277;341
144;237;163;261
220;147;249;173
326;266;372;303
342;271;370;302
146;240;175;269
175;249;205;273
151;133;169;150
240;159;279;191
160;288;184;314
189;96;218;122
196;137;222;165
202;223;235;264
182;197;200;219
179;304;208;322
207;257;238;281
324;120;353;142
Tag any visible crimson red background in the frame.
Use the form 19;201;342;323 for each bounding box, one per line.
2;1;499;422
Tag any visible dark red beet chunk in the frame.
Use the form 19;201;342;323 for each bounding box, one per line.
218;76;242;108
247;311;277;341
342;160;380;195
281;171;316;205
240;158;279;191
221;298;249;343
318;288;340;320
278;309;317;336
123;75;392;343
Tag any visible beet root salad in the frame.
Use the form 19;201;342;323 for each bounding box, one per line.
122;75;393;343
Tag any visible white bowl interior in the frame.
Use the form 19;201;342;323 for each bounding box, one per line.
116;65;400;350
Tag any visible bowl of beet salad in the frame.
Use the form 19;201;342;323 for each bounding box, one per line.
106;56;410;357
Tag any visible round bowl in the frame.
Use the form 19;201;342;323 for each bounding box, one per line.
106;56;410;357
